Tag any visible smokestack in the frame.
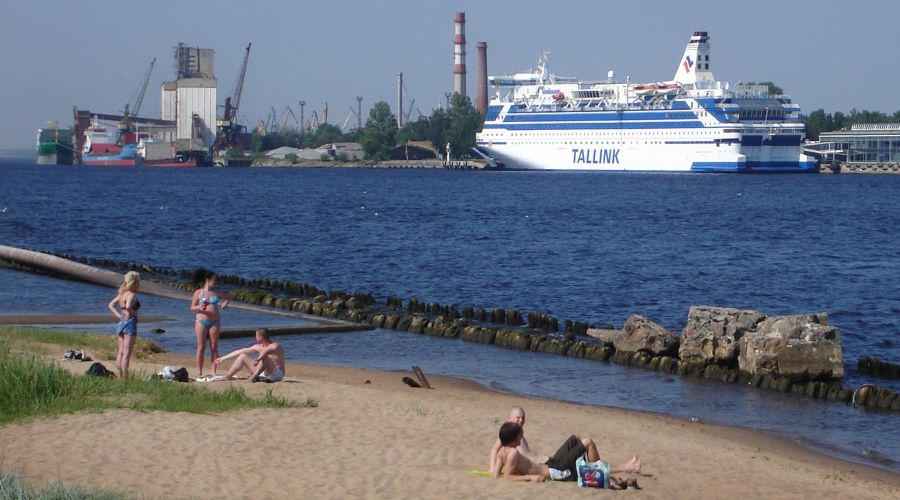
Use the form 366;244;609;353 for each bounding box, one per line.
398;72;404;128
454;12;466;96
476;42;488;114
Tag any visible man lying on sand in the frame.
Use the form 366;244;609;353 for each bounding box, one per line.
491;421;641;486
212;328;285;382
489;406;547;470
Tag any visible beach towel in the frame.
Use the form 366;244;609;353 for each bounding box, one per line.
575;454;610;488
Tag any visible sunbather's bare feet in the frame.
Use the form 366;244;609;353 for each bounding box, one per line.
624;456;641;474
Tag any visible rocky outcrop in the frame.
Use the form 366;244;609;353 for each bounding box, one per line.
679;306;766;366
585;328;622;346
614;315;679;356
739;313;843;380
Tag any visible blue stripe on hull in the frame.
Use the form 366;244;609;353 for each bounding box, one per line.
690;162;748;173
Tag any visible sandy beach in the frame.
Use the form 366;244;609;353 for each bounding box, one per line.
2;342;898;500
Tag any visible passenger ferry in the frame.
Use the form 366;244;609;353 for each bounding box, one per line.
473;32;816;173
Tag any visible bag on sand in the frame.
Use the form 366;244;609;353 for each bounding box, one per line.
85;362;115;377
158;366;190;382
171;367;189;382
576;454;610;488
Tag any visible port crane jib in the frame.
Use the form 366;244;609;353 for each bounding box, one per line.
120;57;156;131
214;43;252;152
278;105;299;132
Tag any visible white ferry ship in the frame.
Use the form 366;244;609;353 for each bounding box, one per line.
473;32;816;173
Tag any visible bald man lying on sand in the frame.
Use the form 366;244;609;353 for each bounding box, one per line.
490;421;641;487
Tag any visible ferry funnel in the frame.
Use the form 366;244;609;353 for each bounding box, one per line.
673;31;715;85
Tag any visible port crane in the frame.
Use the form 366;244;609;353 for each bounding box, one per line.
278;105;299;132
213;43;252;152
119;58;156;132
304;103;328;133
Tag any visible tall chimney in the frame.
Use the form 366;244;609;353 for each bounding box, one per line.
476;42;488;114
398;72;404;128
453;12;466;96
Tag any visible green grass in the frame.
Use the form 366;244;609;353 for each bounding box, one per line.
0;329;311;426
0;472;128;499
406;402;428;416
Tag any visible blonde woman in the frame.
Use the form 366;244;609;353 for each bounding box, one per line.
107;271;141;378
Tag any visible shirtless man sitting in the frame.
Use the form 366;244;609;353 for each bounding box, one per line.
489;406;547;471
491;421;641;484
212;328;285;382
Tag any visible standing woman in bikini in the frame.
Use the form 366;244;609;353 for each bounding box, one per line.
107;271;141;378
191;268;230;377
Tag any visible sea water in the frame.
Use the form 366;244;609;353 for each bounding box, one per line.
0;158;897;471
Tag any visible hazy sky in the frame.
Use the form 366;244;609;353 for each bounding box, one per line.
3;0;899;149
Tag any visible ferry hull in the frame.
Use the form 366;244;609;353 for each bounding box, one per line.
476;143;748;172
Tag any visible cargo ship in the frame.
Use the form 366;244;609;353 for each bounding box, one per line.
80;124;139;166
473;32;816;173
35;126;74;165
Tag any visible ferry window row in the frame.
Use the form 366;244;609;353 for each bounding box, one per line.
735;109;786;120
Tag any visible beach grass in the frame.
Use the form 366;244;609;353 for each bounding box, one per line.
0;330;308;426
0;472;127;499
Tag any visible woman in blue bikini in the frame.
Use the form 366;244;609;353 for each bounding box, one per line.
107;271;141;378
191;268;230;378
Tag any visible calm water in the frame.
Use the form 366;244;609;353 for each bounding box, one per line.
1;158;898;471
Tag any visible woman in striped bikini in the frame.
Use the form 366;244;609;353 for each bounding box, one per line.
191;268;230;378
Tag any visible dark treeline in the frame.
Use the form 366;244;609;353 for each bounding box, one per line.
805;108;900;141
247;93;483;161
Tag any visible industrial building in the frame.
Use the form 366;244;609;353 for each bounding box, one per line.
818;124;900;164
161;43;217;148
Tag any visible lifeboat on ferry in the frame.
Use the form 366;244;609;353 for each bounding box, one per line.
633;84;658;96
656;82;682;95
552;91;566;101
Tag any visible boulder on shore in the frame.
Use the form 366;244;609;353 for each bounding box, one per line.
615;315;679;356
679;306;766;366
738;313;843;380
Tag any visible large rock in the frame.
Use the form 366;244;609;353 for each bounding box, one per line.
679;306;766;366
738;313;843;380
614;315;679;356
585;328;622;347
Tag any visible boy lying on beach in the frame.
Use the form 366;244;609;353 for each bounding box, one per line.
211;328;285;382
491;421;641;487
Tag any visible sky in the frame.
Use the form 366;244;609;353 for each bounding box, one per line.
3;0;899;149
